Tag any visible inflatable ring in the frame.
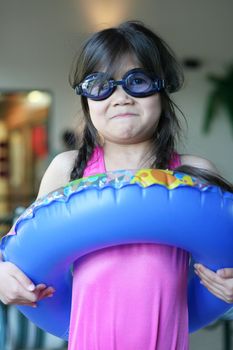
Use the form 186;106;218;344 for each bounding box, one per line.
1;169;233;339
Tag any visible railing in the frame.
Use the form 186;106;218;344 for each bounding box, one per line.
0;304;67;350
206;318;233;350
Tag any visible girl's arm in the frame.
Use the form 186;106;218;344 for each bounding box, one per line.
0;151;76;307
181;154;233;304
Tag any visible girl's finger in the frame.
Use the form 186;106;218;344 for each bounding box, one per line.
217;268;233;279
8;263;35;291
195;266;229;295
194;267;225;293
197;274;227;297
195;269;220;286
200;280;232;303
194;264;223;285
37;287;55;300
35;284;47;289
195;265;233;302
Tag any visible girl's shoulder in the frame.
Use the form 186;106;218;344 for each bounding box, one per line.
51;150;78;169
37;150;78;199
180;154;218;173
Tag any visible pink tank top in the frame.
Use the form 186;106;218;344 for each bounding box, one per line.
68;147;189;350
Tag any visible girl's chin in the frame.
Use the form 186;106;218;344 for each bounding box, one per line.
105;135;151;145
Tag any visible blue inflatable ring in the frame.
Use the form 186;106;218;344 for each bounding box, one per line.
1;169;233;339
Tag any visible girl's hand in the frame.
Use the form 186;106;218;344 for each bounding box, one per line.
194;264;233;303
0;260;55;307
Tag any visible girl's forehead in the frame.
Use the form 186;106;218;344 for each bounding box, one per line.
95;53;142;78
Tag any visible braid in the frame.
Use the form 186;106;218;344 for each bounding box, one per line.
70;125;96;181
154;133;174;169
174;165;233;193
151;94;182;170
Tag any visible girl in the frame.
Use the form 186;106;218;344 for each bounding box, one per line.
0;20;233;350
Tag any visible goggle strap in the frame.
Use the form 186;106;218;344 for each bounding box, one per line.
153;79;165;91
75;86;82;95
109;80;123;88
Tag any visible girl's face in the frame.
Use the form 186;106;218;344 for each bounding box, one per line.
87;55;162;145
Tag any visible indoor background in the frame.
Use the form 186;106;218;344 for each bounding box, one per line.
0;0;232;349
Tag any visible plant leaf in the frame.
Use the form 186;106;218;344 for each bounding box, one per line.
203;90;220;133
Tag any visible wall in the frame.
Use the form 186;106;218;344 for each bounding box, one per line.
1;0;232;179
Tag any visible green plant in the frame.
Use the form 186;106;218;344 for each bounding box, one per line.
203;64;233;134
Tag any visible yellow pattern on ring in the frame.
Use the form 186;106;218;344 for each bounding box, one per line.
131;169;195;189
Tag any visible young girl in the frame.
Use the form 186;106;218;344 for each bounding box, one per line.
0;20;233;349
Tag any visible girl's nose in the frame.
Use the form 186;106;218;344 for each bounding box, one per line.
110;86;134;105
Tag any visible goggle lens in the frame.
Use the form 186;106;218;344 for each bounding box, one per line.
126;71;153;94
82;74;110;98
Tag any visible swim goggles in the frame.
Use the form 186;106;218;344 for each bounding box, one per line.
74;68;165;101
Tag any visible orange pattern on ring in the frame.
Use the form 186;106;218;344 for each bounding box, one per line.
132;169;195;189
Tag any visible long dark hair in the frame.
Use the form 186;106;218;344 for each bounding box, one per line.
69;20;184;180
174;166;233;193
68;20;233;193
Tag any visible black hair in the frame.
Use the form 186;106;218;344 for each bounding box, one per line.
69;20;184;180
68;20;233;193
62;130;77;149
174;166;233;193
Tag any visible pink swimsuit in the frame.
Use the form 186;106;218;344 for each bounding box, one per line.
68;147;189;350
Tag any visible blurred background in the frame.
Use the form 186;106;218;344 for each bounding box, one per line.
0;0;232;349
